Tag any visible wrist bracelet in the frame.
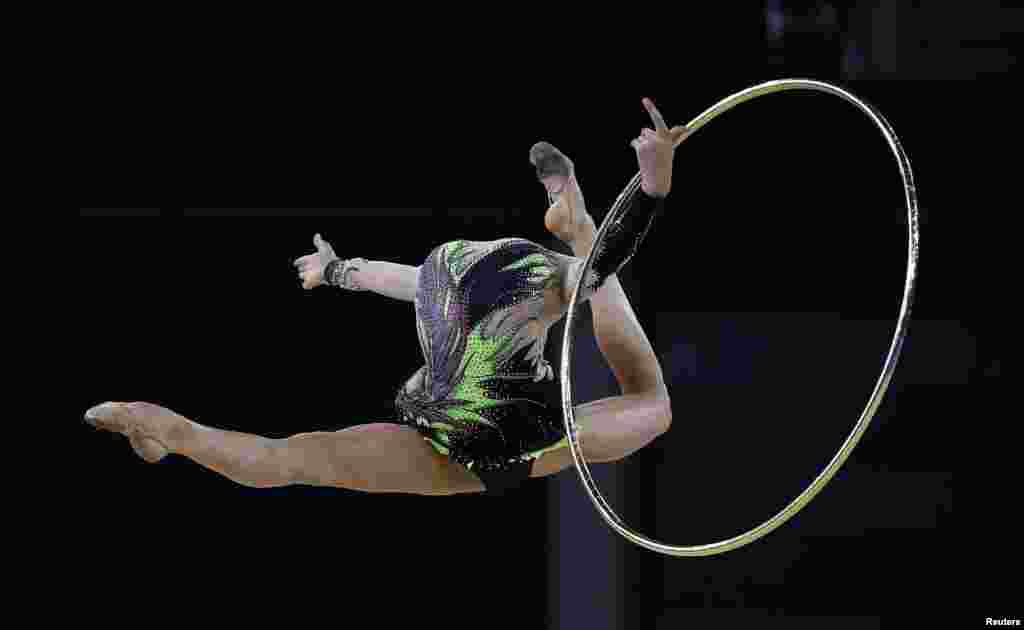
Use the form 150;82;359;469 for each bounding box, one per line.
323;259;343;286
327;258;368;291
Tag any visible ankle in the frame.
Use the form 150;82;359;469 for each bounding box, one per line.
568;215;598;257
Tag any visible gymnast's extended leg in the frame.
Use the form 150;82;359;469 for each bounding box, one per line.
85;402;485;495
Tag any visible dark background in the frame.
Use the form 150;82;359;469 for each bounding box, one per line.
77;2;1012;628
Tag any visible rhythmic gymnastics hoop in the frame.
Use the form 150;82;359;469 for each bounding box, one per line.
559;79;920;557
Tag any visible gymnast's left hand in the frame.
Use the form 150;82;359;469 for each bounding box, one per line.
294;233;339;290
631;97;690;198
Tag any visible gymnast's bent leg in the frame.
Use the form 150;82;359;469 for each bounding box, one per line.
528;142;674;478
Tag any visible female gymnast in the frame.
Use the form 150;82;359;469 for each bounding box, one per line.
85;98;690;496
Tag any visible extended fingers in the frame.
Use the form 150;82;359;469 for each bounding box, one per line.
316;234;337;258
643;98;668;133
315;233;334;255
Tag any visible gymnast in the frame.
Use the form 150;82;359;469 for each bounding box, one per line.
85;98;690;496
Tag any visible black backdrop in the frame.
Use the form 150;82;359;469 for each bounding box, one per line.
76;4;1011;628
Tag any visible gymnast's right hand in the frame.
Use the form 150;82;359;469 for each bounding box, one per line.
632;97;689;197
294;233;339;290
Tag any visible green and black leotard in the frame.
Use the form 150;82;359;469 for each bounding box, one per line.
393;188;666;494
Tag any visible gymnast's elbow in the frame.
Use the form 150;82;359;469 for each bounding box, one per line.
654;378;672;428
660;403;673;434
653;394;673;435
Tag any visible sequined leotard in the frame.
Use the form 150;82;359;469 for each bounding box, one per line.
393;189;666;492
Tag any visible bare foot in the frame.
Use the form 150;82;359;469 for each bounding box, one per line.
529;142;596;251
85;401;189;463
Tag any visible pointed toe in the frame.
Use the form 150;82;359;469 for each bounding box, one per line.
530;142;574;181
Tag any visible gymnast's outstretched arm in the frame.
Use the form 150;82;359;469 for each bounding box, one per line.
553;103;688;307
294;234;419;303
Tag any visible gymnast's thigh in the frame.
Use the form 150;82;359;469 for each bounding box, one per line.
328;423;486;496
